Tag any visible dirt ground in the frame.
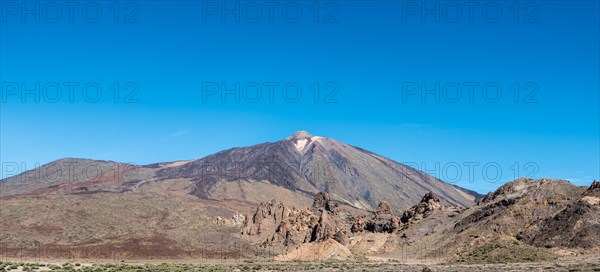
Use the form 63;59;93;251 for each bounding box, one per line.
2;254;599;272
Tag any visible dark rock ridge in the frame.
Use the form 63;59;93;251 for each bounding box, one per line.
521;180;600;249
586;180;600;196
445;178;599;252
455;178;584;236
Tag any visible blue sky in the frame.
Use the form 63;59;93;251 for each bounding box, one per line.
1;0;598;194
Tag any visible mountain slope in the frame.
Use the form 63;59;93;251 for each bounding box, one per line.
156;131;480;210
521;181;600;249
1;131;479;211
422;178;597;260
0;158;154;197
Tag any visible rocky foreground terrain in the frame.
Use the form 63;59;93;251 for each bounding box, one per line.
239;179;600;264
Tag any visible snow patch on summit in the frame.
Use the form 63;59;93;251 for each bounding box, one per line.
294;139;309;152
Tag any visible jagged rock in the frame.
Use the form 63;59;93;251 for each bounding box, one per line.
401;191;442;225
479;192;496;204
375;201;392;215
351;217;366;233
241;200;290;235
305;192;343;243
365;214;400;233
242;192;345;247
271;209;320;246
312;192;336;213
311;210;337;242
423;192;441;205
351;201;401;233
585;180;600;197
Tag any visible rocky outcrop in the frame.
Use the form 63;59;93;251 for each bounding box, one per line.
311;210;337;242
215;212;246;226
350;192;444;234
313;192;337;213
454;198;516;233
440;178;598;259
365;213;401;233
375;201;393;215
271;209;318;245
242;192;348;246
351;201;402;234
521;180;600;249
401;192;443;224
455;179;587;236
478;178;538;204
351;217;366;233
585;180;600;196
241;200;290;235
523;199;600;249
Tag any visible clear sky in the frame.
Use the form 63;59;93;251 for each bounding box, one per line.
1;0;599;194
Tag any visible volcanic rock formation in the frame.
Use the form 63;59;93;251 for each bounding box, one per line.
242;192;348;246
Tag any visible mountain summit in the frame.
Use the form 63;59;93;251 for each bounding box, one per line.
157;131;480;210
286;130;314;141
286;131;319;154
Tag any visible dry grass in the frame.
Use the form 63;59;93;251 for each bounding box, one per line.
452;240;557;264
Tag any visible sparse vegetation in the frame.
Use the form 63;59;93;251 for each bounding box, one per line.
453;240;558;264
0;259;596;272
